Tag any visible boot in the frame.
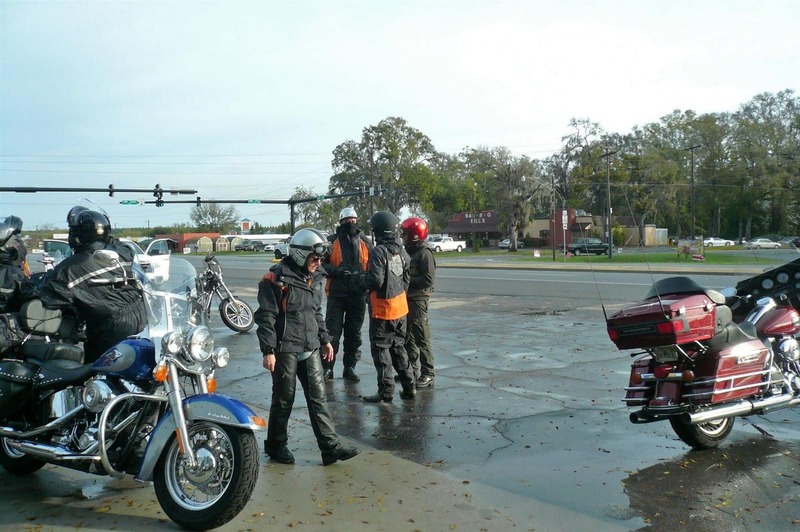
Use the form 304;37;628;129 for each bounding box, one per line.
264;442;295;464
343;366;360;382
321;445;360;466
400;384;416;400
362;393;393;403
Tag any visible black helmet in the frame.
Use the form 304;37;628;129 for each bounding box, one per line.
73;210;111;247
67;205;88;228
369;211;400;237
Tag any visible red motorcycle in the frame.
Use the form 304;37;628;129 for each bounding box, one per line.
607;259;800;449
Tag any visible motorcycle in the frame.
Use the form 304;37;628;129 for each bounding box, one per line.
607;258;800;449
0;252;264;530
198;252;255;333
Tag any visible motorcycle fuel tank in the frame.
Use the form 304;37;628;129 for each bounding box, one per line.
755;306;800;337
92;338;156;381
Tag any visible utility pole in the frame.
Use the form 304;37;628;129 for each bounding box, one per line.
601;147;616;260
686;144;702;243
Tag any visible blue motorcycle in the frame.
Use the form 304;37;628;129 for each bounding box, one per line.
0;252;263;530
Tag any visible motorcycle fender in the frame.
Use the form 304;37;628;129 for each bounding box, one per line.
135;394;264;482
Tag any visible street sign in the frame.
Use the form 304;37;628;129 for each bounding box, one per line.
561;209;568;229
120;200;138;205
316;195;325;201
247;199;261;204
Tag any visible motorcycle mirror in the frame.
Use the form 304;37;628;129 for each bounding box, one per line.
719;287;736;298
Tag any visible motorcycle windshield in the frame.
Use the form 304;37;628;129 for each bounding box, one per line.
142;258;206;357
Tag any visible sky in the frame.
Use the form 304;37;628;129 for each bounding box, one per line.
1;0;798;232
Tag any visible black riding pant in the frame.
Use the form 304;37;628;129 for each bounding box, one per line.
266;350;340;453
406;297;434;378
369;316;414;397
324;294;366;371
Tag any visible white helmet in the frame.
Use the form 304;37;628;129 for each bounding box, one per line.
289;228;330;265
339;207;358;222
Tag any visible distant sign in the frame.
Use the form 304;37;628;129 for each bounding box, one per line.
120;200;138;205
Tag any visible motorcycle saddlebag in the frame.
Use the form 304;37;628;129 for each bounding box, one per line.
0;359;36;419
607;293;724;349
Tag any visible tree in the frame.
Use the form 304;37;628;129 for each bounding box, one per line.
330;116;438;215
291;186;343;234
190;203;240;233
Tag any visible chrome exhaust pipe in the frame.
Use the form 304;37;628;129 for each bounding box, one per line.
684;393;795;425
4;440;100;462
629;410;661;424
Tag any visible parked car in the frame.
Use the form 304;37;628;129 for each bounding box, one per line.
498;239;524;249
235;240;268;252
777;236;798;248
744;238;781;250
431;237;466;253
703;237;734;247
274;237;292;259
118;238;172;282
566;237;609;256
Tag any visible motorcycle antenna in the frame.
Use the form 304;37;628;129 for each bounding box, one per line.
621;191;669;318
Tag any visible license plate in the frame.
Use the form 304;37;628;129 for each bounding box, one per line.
652;346;679;362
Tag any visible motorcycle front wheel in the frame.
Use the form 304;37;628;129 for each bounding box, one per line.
219;298;254;332
153;421;259;531
669;416;734;450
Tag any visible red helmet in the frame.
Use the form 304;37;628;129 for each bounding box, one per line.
400;217;428;243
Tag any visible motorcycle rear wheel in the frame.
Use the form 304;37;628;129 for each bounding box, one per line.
219;298;254;333
669;416;734;450
0;437;46;475
153;421;259;531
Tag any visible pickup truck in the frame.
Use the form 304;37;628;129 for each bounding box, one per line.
430;236;465;253
566;237;609;256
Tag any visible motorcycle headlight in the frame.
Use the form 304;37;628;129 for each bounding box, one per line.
161;332;183;354
185;326;215;362
212;347;230;368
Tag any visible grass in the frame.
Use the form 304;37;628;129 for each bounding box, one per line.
457;247;787;265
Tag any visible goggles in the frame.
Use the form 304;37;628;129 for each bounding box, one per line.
294;242;331;256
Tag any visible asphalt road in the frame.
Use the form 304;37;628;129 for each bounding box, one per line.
3;254;799;530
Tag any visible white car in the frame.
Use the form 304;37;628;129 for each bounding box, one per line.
703;237;734;247
744;238;781;250
498;239;524;249
118;238;172;282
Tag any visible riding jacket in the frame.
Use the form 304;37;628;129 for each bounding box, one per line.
255;258;332;355
323;224;371;297
360;235;410;321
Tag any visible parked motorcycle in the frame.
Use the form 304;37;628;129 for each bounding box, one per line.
0;252;264;530
607;258;800;449
198;252;254;333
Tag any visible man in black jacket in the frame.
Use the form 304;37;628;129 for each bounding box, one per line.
401;217;437;388
321;207;372;382
39;209;146;363
256;228;360;466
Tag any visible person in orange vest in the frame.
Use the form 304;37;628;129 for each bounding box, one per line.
321;207;372;382
357;211;416;403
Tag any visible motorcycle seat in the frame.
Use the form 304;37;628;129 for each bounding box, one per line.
705;320;758;351
34;359;94;391
19;340;84;365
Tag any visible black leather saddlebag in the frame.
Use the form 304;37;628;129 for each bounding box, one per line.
0;360;36;419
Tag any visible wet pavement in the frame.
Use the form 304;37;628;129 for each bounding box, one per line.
3;259;800;530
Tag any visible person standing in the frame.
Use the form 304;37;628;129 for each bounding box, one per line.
401;217;436;388
0;216;37;313
358;211;416;403
321;207;372;382
255;228;360;466
39;209;146;363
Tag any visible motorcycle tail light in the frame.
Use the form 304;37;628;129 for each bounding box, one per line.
607;328;619;341
653;364;673;379
682;370;695;383
656;321;683;334
630;372;643;385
